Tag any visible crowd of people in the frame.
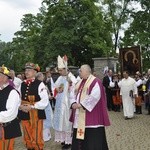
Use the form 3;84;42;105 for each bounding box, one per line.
0;55;110;150
102;69;150;120
1;54;150;150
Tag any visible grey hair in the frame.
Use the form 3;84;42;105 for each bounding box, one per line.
10;70;15;76
81;64;92;73
35;72;43;79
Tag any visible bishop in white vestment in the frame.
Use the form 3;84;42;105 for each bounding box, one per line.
53;55;77;149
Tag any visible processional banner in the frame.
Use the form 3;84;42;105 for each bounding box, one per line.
119;46;142;75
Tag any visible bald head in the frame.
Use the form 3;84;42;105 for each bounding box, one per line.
80;64;92;79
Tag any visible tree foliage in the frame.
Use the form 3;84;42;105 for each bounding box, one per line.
0;0;113;71
2;0;149;72
121;0;150;71
100;0;137;54
34;0;112;68
8;11;45;71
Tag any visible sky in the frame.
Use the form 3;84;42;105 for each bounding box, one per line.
0;0;42;42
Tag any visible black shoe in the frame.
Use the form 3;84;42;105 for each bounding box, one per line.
125;117;128;120
108;108;112;111
125;116;133;120
125;117;130;120
62;144;71;149
61;142;65;145
137;112;142;114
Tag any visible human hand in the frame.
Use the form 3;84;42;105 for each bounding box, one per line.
77;103;82;108
108;86;111;89
72;103;78;109
19;105;28;113
20;104;32;113
72;103;82;109
58;87;64;93
24;104;32;112
134;94;138;98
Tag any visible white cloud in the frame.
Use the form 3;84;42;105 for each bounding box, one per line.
0;0;42;42
1;0;39;9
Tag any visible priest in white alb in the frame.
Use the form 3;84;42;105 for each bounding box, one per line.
118;71;138;119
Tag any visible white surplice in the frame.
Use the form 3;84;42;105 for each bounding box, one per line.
53;76;73;144
118;77;137;118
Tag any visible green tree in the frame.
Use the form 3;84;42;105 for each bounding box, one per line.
10;10;45;71
0;41;9;65
35;0;112;68
1;0;113;71
100;0;137;54
122;0;150;71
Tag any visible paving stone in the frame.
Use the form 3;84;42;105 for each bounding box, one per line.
14;109;150;150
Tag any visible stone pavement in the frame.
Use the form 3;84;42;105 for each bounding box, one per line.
14;109;150;150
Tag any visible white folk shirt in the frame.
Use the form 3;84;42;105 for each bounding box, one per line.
136;79;143;87
13;77;22;90
0;84;21;123
32;82;49;109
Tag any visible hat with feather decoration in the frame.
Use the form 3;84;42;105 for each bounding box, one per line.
0;65;11;79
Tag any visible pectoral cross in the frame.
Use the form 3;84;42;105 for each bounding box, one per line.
78;129;84;136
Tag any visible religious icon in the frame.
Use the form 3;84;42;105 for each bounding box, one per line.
119;46;141;75
124;50;139;64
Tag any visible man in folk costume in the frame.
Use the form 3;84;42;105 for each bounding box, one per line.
35;72;53;142
118;71;138;120
70;64;110;150
53;55;76;149
109;73;121;112
0;65;21;150
18;63;49;150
